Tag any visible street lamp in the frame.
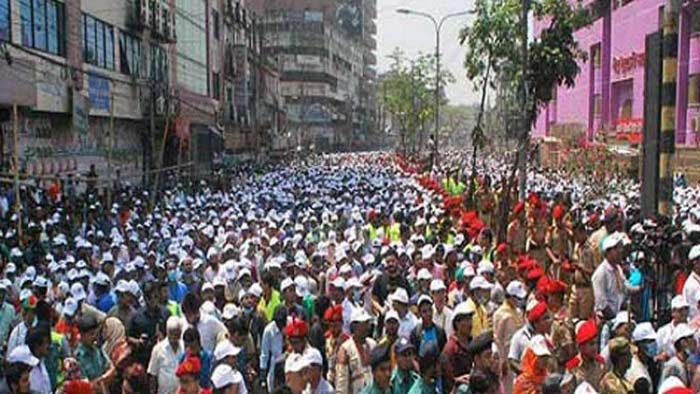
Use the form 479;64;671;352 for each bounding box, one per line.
397;8;469;165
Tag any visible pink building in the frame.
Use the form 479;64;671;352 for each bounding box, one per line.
533;0;700;145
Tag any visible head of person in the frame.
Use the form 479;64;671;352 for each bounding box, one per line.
609;337;632;373
384;311;400;338
143;281;161;312
417;296;434;327
671;296;690;324
323;304;343;337
303;348;323;387
632;322;658;363
465;369;499;394
349;309;371;340
77;315;100;347
575;320;598;360
273;305;289;331
285;318;309;353
369;344;392;390
183;327;202;355
541;374;564;394
261;271;276;296
452;303;475;337
394;337;416;371
166;316;183;351
175;356;202;394
602;235;623;265
284;353;309;394
5;362;31;394
211;364;240;394
672;323;697;359
384;251;399;277
390;288;409;317
27;325;51;359
226;316;249;347
281;279;298;304
417;342;441;382
181;293;202;326
214;340;240;368
528;301;552;335
467;332;496;373
505;281;527;309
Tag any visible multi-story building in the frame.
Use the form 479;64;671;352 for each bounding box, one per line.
0;0;282;178
248;0;377;152
533;0;700;147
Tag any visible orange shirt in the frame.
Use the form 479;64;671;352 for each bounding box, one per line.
55;318;80;348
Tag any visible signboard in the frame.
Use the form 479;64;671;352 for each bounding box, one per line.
613;52;645;76
73;91;89;136
88;74;111;111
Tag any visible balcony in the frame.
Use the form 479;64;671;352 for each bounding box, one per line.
364;36;377;50
365;52;377;66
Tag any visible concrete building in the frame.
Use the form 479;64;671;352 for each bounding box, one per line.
248;0;377;152
533;0;700;146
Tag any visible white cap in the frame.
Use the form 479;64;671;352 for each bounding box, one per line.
115;280;131;294
506;280;528;299
247;283;263;298
421;244;435;260
573;381;598;394
672;323;695;344
345;277;362;289
214;340;241;361
350;308;372;323
453;301;476;318
211;364;242;389
384;309;400;323
689;244;700;261
671;295;690;310
280;278;295;292
303;347;323;366
285;353;309;373
330;277;346;290
417;268;432;281
602;232;623;252
33;276;49;288
201;282;215;292
611;311;632;331
417;294;433;306
429;279;446;292
222;304;240;320
338;264;352;275
63;297;79;317
237;268;251;280
659;376;690;394
477;261;495;275
7;345;39;367
632;322;657;342
389;288;409;304
529;334;551;357
469;275;494;291
70;283;86;301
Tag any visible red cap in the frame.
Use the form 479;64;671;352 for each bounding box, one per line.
536;276;552;294
528;301;548;323
546;279;568;295
285;317;309;338
175;356;201;378
552;205;564;220
576;319;598;345
528;192;540;206
527;265;545;281
323;305;343;322
496;243;508;254
63;381;93;394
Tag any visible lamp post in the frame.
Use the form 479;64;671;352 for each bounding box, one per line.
397;8;468;166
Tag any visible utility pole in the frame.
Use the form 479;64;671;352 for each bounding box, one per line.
517;0;530;200
658;0;680;214
12;103;21;246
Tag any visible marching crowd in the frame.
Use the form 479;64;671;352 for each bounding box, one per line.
0;151;698;394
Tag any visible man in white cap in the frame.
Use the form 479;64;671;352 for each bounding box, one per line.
660;323;696;386
493;280;526;393
592;232;627;320
0;279;16;352
657;295;690;361
430;279;453;337
285;352;310;394
467;276;493;338
304;347;333;394
682;244;700;319
336;308;376;394
211;363;246;394
148;316;185;394
389;288;418;339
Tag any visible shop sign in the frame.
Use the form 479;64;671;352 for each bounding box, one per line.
613;52;645;76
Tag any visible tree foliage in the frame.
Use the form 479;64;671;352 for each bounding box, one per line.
379;48;455;155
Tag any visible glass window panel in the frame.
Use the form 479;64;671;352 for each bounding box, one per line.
96;20;105;67
46;1;58;54
33;0;46;50
105;27;114;70
0;0;10;41
86;16;96;64
125;33;133;73
692;7;700;35
20;0;32;47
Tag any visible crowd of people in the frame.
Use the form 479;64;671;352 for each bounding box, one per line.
0;151;698;394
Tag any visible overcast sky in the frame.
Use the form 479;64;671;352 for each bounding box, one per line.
377;0;478;105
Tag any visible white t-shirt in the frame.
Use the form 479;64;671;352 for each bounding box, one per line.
508;325;532;362
194;314;227;353
147;339;184;394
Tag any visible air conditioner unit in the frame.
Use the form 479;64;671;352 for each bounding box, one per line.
139;0;150;28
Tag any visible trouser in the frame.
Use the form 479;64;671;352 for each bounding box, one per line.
569;285;594;320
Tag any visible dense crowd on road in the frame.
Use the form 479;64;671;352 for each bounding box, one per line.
0;151;699;394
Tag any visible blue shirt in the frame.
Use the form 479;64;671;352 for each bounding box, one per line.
96;292;116;313
168;281;188;303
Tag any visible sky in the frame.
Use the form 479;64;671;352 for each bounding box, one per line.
377;0;478;105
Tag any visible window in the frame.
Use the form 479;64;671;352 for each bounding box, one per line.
213;9;219;39
151;45;168;82
0;0;10;41
690;74;700;107
212;71;220;100
119;31;142;76
20;0;64;55
593;94;602;117
592;44;601;68
691;6;700;35
83;14;114;69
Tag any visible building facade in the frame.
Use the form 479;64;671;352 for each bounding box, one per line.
248;0;377;152
0;0;282;182
533;0;700;146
